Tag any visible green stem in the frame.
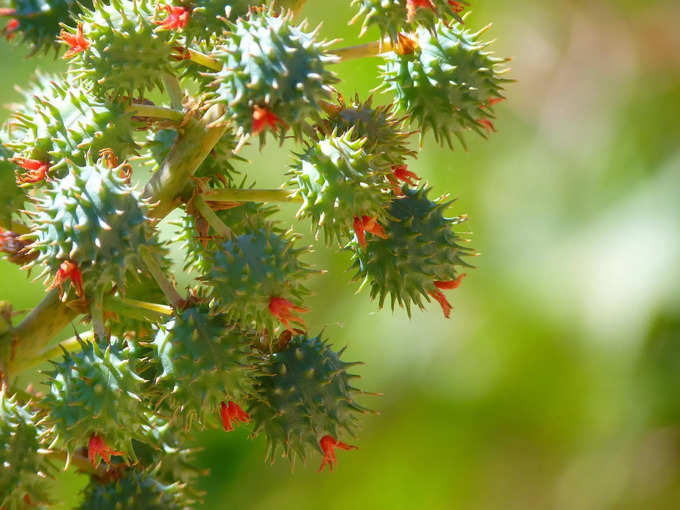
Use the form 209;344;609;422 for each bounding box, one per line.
12;331;95;374
162;73;184;110
127;104;184;122
107;296;174;320
139;248;184;309
330;40;393;62
204;188;302;204
91;292;106;340
192;195;232;238
186;49;222;71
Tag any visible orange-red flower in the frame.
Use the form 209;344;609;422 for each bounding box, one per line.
268;297;309;332
478;118;496;134
406;0;435;22
13;158;50;184
3;17;19;41
353;215;387;248
88;434;123;467
51;261;85;299
252;106;283;135
448;0;465;14
155;4;190;30
59;23;89;59
318;435;357;472
429;274;466;318
388;164;421;194
220;401;250;432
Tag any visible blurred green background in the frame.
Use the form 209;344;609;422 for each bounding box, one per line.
2;0;680;508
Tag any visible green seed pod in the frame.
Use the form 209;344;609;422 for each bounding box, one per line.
3;0;93;55
178;196;277;273
351;186;474;316
316;94;415;170
380;21;509;148
43;337;149;463
168;0;261;44
202;8;339;141
150;304;256;429
6;72;138;174
79;468;186;510
204;225;312;333
145;127;243;185
0;389;54;509
351;0;466;43
65;0;176;97
289;131;391;246
0;130;25;227
249;334;369;466
29;161;161;300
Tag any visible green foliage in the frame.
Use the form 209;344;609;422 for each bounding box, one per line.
249;333;369;466
0;131;25;227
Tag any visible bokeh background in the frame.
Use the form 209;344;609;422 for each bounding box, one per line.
2;0;680;508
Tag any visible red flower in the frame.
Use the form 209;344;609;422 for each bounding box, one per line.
353;215;387;248
3;18;19;41
318;435;357;472
220;401;250;432
155;4;190;30
51;261;85;299
88;434;123;467
59;23;89;59
478;118;496;134
388;164;421;194
429;274;466;318
252;106;283;135
406;0;435;22
268;296;309;332
448;0;465;14
13;158;50;184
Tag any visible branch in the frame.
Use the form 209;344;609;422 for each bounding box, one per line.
330;40;394;62
126;104;184;122
192;194;233;239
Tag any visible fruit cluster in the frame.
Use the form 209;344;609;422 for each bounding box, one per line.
0;0;509;507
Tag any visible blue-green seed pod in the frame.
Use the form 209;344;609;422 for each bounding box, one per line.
380;21;509;148
249;334;370;466
289;131;391;246
0;389;54;509
202;8;339;142
351;186;474;316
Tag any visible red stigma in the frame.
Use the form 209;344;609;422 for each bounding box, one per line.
448;0;465;14
59;23;89;59
155;4;190;30
318;435;357;472
88;434;123;467
3;18;19;41
488;97;505;106
51;261;84;299
428;290;452;318
13;158;50;184
252;106;283;135
388;164;421;194
478;118;496;134
353;215;387;248
268;297;309;332
220;401;250;432
434;273;466;290
406;0;435;22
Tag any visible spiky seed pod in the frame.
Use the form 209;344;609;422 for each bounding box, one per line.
178;189;278;273
351;186;474;316
380;21;509;148
43;337;149;463
351;0;466;43
249;334;368;466
203;8;339;141
316;94;416;170
3;0;93;55
79;468;186;510
29;161;160;300
149;304;256;429
0;389;54;509
289;131;391;245
145;128;243;185
204;226;312;333
6;73;138;176
65;0;176;97
0;131;25;227
167;0;261;44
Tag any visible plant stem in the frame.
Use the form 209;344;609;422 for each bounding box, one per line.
186;48;222;71
162;73;184;110
127;104;184;122
204;188;302;204
192;195;232;238
139;248;184;309
12;331;95;374
109;296;174;319
330;40;393;62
